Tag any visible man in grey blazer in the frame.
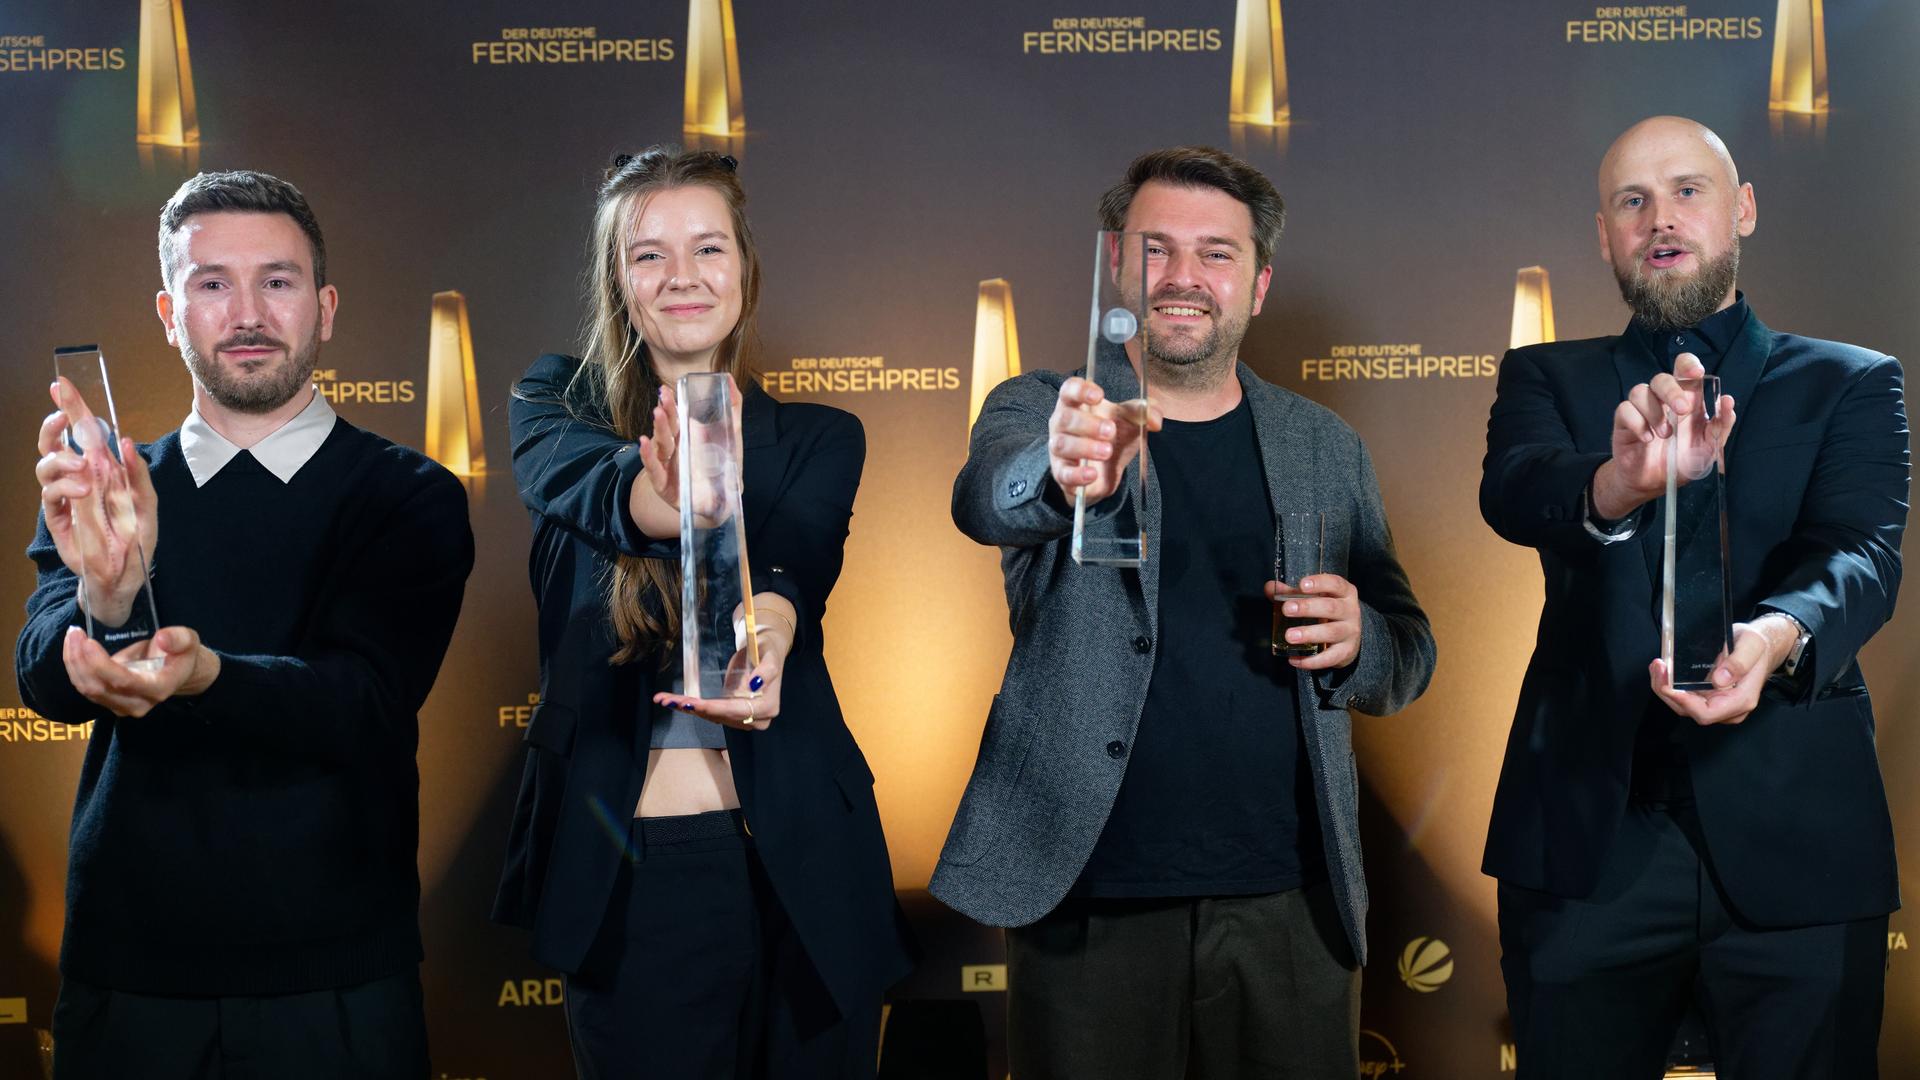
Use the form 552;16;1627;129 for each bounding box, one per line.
932;146;1435;1079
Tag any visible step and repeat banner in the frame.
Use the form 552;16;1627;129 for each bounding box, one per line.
2;0;1917;1076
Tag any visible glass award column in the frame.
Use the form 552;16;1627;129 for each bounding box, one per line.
1071;231;1150;567
1661;375;1729;690
53;346;162;671
678;372;759;699
1273;511;1324;656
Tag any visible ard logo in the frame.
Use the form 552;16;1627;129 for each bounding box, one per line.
496;977;564;1006
1397;936;1453;992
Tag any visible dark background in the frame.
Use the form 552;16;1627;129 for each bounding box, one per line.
1;1;1916;1075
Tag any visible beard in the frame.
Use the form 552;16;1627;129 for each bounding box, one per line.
1142;286;1252;389
1615;236;1740;332
181;328;320;414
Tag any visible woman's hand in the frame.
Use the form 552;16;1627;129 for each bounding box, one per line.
653;593;797;731
629;384;683;539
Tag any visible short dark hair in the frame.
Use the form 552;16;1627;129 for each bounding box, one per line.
157;170;327;289
1098;146;1286;269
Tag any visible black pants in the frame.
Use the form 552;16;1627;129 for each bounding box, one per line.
1005;880;1360;1080
51;968;427;1080
564;810;880;1080
1499;802;1887;1079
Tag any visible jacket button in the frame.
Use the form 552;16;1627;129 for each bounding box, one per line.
1008;478;1028;498
1132;635;1151;654
1106;740;1126;759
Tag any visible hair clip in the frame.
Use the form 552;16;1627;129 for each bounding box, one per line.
718;154;738;171
612;153;635;169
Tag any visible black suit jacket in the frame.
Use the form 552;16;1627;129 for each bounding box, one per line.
1480;307;1907;927
491;353;915;1015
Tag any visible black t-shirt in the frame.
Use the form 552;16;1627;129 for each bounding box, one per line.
1074;396;1325;897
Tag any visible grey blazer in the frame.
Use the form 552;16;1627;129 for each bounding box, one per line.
929;360;1435;964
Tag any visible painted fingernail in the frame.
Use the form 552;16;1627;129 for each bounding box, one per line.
680;702;696;712
749;675;764;692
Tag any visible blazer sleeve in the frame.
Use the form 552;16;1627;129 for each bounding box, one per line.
754;407;865;647
1317;437;1436;716
1481;347;1622;558
1754;353;1908;700
510;353;672;560
951;373;1078;549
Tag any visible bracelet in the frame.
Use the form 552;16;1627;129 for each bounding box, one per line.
758;608;796;640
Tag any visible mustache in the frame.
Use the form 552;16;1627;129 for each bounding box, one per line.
216;331;288;352
1149;288;1213;311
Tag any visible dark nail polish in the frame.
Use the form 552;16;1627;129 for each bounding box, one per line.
749;675;764;692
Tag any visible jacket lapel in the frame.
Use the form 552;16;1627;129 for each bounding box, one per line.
739;380;788;541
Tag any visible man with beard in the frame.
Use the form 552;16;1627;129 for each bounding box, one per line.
19;170;473;1079
1482;116;1905;1077
934;146;1435;1077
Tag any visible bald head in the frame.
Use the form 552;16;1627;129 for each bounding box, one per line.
1598;115;1739;207
1593;115;1756;330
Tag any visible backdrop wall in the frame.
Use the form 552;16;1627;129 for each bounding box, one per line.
2;1;1916;1076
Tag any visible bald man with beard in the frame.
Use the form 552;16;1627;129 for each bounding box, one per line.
1480;115;1908;1078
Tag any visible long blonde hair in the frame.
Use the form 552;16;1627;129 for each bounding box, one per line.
574;147;761;663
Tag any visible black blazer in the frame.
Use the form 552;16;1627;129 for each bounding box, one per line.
492;353;915;1015
1479;307;1907;928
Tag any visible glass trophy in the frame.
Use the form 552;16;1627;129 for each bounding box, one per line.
53;346;163;672
1661;375;1729;691
1273;511;1325;656
1071;231;1150;567
677;372;760;699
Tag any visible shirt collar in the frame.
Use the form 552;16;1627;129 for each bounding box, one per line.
1627;293;1751;371
180;388;337;487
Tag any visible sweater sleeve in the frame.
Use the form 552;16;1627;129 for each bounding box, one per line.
180;464;475;763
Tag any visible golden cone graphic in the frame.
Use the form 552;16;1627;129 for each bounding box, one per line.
685;0;745;138
1769;0;1829;114
968;279;1021;438
425;291;487;476
137;0;199;147
1510;266;1556;350
1229;0;1290;126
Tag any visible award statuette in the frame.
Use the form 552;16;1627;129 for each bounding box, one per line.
1661;375;1730;691
53;346;163;672
1071;231;1151;567
1273;511;1324;656
677;372;760;699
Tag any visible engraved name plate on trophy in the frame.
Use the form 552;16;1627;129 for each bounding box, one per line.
1071;231;1150;568
678;372;759;698
1661;375;1730;691
53;346;163;672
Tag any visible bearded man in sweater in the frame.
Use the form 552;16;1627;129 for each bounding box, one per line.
19;170;474;1080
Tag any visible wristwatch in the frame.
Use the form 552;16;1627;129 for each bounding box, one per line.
1774;612;1813;678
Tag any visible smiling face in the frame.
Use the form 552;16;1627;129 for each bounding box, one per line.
1595;116;1756;331
156;210;336;414
1122;180;1273;385
620;184;744;379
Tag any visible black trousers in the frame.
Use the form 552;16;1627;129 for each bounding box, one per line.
564;810;880;1080
50;968;427;1080
1499;802;1887;1079
1005;879;1360;1080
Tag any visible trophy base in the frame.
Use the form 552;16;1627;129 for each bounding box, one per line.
1668;679;1717;693
1071;536;1142;567
123;657;165;674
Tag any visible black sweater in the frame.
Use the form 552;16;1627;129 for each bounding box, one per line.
16;419;473;996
